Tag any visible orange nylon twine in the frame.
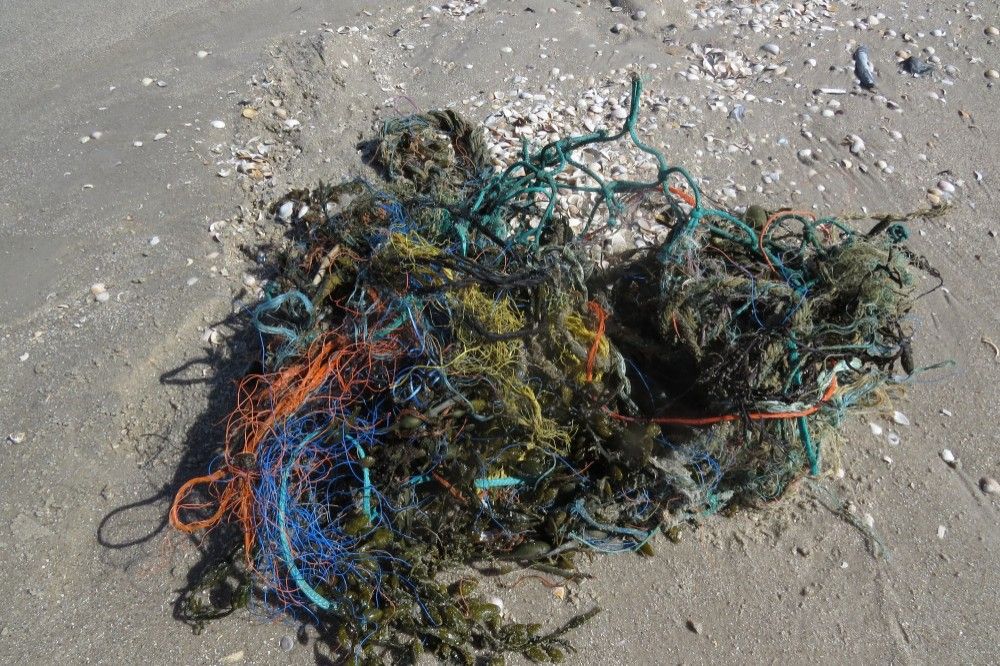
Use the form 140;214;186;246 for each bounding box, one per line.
169;331;402;560
585;301;606;382
607;375;838;427
668;186;696;207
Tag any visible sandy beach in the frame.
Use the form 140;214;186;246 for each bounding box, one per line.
1;1;998;663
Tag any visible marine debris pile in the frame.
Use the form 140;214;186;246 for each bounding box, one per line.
171;77;933;664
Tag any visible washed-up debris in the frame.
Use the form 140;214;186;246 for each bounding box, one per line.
846;134;866;156
90;283;110;303
219;651;244;665
171;78;942;664
854;46;876;89
901;56;934;76
276;201;294;221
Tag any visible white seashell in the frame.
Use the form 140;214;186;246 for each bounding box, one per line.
869;422;883;436
210;119;226;129
284;118;301;130
153;132;168;141
141;77;154;86
278;201;295;221
940;448;956;464
892;411;910;426
761;43;780;55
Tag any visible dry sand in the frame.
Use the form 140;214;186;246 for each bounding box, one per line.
1;0;998;663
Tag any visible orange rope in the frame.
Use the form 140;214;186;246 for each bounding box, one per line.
607;375;838;427
169;330;404;558
585;301;606;382
668;186;696;207
670;312;681;340
432;471;468;505
169;468;230;533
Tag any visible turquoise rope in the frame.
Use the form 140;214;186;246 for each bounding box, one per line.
474;476;522;490
787;341;820;475
253;290;314;341
355;441;376;522
277;430;334;611
407;475;523;490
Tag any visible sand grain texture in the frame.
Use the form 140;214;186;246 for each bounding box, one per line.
1;1;998;663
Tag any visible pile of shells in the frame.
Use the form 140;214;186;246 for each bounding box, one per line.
482;74;682;252
687;44;756;83
691;0;836;34
214;137;276;183
438;0;488;19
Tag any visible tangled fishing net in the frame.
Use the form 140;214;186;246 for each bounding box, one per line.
170;76;938;664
